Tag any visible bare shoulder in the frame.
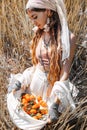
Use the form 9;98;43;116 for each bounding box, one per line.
69;32;77;59
70;32;77;46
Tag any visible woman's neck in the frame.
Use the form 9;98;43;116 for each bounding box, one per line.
42;32;51;43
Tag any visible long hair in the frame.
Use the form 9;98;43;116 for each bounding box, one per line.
30;9;61;86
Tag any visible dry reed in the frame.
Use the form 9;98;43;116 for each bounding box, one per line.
0;0;87;130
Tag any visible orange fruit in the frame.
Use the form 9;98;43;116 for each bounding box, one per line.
30;95;36;101
27;110;30;114
30;109;37;114
24;94;31;101
21;93;48;120
36;113;42;119
33;116;38;120
37;96;42;102
22;106;27;112
21;98;28;104
39;100;47;107
40;109;48;115
32;103;40;109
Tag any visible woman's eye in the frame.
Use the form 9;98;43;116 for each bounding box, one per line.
33;16;37;19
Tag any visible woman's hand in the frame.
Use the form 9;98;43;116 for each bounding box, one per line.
21;83;29;91
47;102;59;123
47;97;61;123
8;80;21;93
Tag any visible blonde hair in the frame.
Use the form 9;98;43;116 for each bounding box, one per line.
31;11;61;86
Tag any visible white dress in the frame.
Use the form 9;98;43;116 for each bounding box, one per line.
7;37;79;129
7;65;79;130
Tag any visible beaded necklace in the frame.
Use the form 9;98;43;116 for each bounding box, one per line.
43;35;51;49
38;34;51;72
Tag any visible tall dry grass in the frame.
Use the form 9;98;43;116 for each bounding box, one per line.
0;0;87;130
0;0;86;59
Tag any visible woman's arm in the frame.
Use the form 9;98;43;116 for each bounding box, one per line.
48;33;77;123
59;33;77;81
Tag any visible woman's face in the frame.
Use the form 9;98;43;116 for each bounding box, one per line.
27;10;48;29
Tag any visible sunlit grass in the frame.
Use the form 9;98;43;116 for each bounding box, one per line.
0;0;87;129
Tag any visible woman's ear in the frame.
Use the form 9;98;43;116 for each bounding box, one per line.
47;9;53;17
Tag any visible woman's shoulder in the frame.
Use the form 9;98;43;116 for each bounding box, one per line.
69;31;76;45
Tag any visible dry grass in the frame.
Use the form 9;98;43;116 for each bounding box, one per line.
0;0;87;130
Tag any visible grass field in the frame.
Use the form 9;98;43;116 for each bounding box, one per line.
0;0;87;130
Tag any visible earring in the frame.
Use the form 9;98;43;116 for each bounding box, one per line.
43;17;50;32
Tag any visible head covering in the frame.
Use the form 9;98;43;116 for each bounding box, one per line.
26;0;70;61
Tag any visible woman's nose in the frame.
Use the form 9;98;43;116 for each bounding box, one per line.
33;20;37;25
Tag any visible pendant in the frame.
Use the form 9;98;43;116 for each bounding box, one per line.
42;40;48;49
44;39;51;49
45;44;49;49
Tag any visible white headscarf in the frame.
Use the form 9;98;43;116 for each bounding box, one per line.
26;0;70;61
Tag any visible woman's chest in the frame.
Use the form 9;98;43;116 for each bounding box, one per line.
36;38;51;60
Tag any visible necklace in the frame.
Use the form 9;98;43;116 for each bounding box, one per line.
43;35;51;49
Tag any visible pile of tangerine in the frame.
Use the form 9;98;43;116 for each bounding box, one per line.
21;93;48;120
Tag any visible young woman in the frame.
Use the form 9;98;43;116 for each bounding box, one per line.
7;0;79;129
